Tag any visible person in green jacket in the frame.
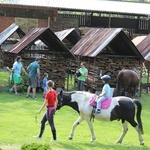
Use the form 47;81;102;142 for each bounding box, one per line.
77;62;88;91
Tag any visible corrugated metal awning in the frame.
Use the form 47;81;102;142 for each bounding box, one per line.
132;36;147;46
55;28;81;45
34;28;81;48
70;28;144;60
0;23;25;45
0;0;150;16
133;34;150;61
7;27;74;56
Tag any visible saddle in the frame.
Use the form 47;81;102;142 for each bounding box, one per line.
89;94;112;109
89;95;112;122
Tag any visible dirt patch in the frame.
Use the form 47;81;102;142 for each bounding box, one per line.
0;145;20;150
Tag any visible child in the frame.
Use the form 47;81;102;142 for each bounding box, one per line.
95;75;111;114
42;72;48;98
34;80;58;142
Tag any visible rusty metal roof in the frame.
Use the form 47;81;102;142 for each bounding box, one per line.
0;23;25;45
0;0;150;16
70;28;144;60
55;28;81;45
34;28;81;49
7;27;73;55
132;36;147;46
134;34;150;61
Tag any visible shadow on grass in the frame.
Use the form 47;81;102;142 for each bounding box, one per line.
56;140;149;150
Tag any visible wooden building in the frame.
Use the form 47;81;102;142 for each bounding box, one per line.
3;27;76;89
70;28;144;92
0;0;150;38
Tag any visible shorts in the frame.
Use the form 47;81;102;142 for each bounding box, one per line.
13;74;21;84
28;76;37;88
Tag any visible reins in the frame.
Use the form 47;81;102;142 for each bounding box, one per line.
35;114;49;127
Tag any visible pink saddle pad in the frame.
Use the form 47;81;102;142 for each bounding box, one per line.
89;96;112;109
101;98;112;109
89;94;97;106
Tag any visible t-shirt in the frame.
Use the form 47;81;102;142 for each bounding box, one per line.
102;83;111;98
45;90;57;106
42;77;47;88
28;61;40;77
12;61;22;77
78;67;88;81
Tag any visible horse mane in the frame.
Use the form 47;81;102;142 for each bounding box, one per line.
72;91;94;102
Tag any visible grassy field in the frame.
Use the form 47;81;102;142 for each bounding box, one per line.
0;71;150;150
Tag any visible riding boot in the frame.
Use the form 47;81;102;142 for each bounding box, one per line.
39;125;45;137
52;129;56;140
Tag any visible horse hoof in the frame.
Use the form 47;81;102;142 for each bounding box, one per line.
116;140;122;144
91;137;96;142
68;137;73;140
140;142;144;145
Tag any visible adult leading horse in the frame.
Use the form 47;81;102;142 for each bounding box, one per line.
57;90;144;145
114;69;140;97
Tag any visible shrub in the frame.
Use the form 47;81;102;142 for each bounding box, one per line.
21;143;51;150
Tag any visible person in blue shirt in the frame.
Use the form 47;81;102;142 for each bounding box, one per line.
26;57;41;99
95;75;111;114
42;72;48;98
9;56;27;96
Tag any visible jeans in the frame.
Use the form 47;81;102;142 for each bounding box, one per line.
77;80;85;91
96;96;107;110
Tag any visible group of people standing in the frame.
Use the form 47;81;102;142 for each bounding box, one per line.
9;57;112;141
9;56;41;99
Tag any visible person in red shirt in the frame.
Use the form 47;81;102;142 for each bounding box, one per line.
34;80;58;142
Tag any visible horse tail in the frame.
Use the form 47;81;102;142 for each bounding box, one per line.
116;71;124;96
133;99;144;134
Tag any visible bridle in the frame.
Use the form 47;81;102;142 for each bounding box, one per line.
57;94;64;110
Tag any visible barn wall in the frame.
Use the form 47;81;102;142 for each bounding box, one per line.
0;6;55;34
0;16;49;37
52;15;79;32
0;16;14;33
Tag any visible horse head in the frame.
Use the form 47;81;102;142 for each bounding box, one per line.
56;90;64;110
57;90;79;113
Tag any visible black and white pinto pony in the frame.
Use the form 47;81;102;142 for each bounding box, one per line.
57;90;144;145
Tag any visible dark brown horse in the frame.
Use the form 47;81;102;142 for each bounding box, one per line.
114;69;140;97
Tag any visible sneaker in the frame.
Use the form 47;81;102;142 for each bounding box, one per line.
26;94;31;98
32;96;36;99
15;93;21;96
9;88;13;94
51;139;57;142
33;135;41;140
95;109;101;114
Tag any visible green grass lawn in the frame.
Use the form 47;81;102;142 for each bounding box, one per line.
0;71;150;150
0;71;9;86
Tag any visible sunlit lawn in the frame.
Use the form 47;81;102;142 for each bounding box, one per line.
0;71;150;150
